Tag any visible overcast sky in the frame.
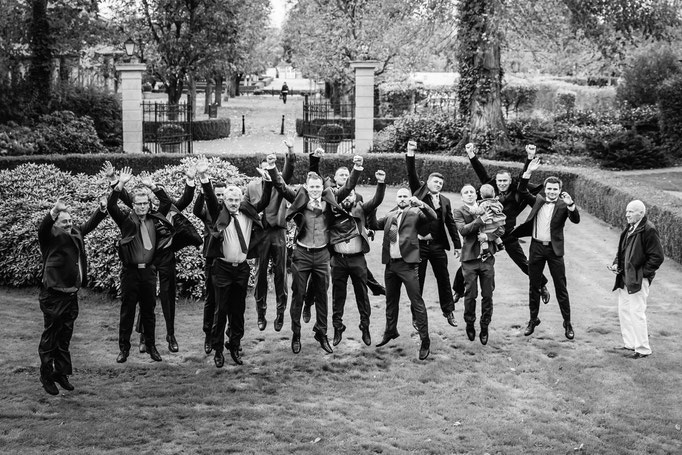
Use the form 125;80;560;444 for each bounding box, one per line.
270;0;288;28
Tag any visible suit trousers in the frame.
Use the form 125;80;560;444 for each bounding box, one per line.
617;280;651;355
462;257;495;326
502;236;548;288
202;257;216;335
254;227;288;317
331;254;371;331
290;247;330;336
120;267;157;352
211;260;250;352
418;241;454;314
38;287;79;380
137;248;177;337
384;259;429;340
528;241;571;322
306;264;384;306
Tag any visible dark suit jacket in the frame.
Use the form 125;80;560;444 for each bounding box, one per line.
613;216;664;294
453;204;505;262
329;182;385;254
245;152;295;229
510;191;580;257
405;155;461;249
38;208;107;289
368;204;437;264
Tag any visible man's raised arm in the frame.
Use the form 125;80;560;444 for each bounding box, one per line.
465;143;493;186
405;140;422;193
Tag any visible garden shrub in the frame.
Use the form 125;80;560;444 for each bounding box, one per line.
192;118;230;140
35;111;107;154
657;74;682;154
555;91;576;116
616;44;681;108
0;124;45;156
618;104;659;138
588;131;669;169
372;111;463;154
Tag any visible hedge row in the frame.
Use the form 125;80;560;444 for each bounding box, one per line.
143;119;231;142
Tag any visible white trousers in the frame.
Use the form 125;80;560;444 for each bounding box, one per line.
617;279;651;355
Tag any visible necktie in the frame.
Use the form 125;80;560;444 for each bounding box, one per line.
141;219;152;250
431;194;440;210
232;214;248;253
313;199;320;208
388;211;401;243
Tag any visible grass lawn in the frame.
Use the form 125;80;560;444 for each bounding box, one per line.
2;187;682;454
621;172;682;193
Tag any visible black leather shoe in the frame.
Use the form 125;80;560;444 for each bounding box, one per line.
116;350;129;363
204;335;212;355
419;338;431;360
524;319;541;336
564;321;574;340
148;345;162;362
479;326;489;345
40;377;59;395
291;334;301;354
274;312;284;332
224;341;243;353
52;374;74;391
314;332;333;354
453;293;462;304
541;285;551;304
167;334;179;353
302;305;311;323
630;352;650;359
257;315;267;331
465;324;476;341
214;351;224;368
139;334;146;353
229;345;243;365
445;312;457;327
376;331;399;347
360;325;371;346
333;326;345;346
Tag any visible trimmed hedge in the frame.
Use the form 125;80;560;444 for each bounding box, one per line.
295;118;396;136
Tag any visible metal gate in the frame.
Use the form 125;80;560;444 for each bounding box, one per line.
142;102;193;154
301;95;354;154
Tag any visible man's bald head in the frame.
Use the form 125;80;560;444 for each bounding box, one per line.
625;200;646;225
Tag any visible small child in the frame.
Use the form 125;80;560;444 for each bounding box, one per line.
470;184;506;261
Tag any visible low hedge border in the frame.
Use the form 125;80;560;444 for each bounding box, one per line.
2;152;680;263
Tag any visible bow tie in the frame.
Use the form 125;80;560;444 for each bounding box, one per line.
544;200;557;205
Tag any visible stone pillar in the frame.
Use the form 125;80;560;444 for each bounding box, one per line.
350;60;379;153
116;63;146;153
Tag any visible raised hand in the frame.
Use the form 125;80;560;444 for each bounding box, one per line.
185;165;196;181
53;197;68;213
465;143;476;158
283;135;294;150
560;191;574;206
118;166;133;185
99;196;108;212
375;170;386;183
139;172;154;188
101;160;116;180
196;155;209;176
266;153;277;167
527;157;541;173
409;196;423;207
406;140;417;157
526;144;537;160
352;155;364;168
311;147;324;158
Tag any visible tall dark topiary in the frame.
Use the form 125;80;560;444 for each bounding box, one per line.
658;74;682;156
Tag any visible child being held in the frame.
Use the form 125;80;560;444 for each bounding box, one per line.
470;184;507;260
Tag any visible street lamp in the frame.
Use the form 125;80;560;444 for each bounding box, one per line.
124;37;136;60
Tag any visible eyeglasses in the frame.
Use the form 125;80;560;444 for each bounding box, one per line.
133;202;150;206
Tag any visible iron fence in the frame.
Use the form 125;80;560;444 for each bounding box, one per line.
142;102;193;154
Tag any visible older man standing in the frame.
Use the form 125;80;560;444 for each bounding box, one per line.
610;200;664;359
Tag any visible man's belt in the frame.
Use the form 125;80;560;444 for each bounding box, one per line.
297;245;327;253
532;239;551;246
389;257;404;263
334;251;363;258
126;263;151;269
218;258;246;267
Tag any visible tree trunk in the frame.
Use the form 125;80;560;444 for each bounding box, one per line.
204;78;213;114
29;0;52;107
214;76;223;106
234;73;243;97
188;74;197;121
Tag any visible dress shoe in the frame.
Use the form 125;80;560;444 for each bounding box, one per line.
453;292;462;304
479;326;489;345
257;315;267;331
302;305;312;323
229;345;243;365
274;312;284;332
524;318;541;336
52;374;74;391
204;335;213;355
445;312;457;327
40;377;59;396
419;338;431;360
333;326;345;346
376;331;399;347
629;352;650;359
360;325;371;346
465;324;476;341
116;350;129;363
541;285;551;304
214;351;225;368
314;332;333;354
139;334;146;353
291;334;301;354
148;345;162;362
370;285;386;296
224;341;243;353
167;334;179;353
563;321;574;340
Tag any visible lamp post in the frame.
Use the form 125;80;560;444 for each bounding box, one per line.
124;37;138;63
116;37;147;153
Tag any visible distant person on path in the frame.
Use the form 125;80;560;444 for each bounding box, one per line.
609;200;664;359
512;159;580;340
37;197;108;395
281;82;289;104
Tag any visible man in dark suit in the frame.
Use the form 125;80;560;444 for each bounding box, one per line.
272;155;362;354
453;184;505;345
405;140;461;327
328;169;386;347
610;200;664;359
37;197;107;395
511;159;580;339
108;166;173;364
197;156;277;367
245;138;296;332
368;188;437;360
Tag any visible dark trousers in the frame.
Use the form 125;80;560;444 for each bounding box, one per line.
307;265;384;305
291;247;330;336
254;227;288;317
529;240;571;322
211;260;250;352
462;257;495;326
202;257;216;335
331;254;371;331
384;259;429;339
137;248;176;337
418;241;454;314
38;287;78;380
120;267;157;352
